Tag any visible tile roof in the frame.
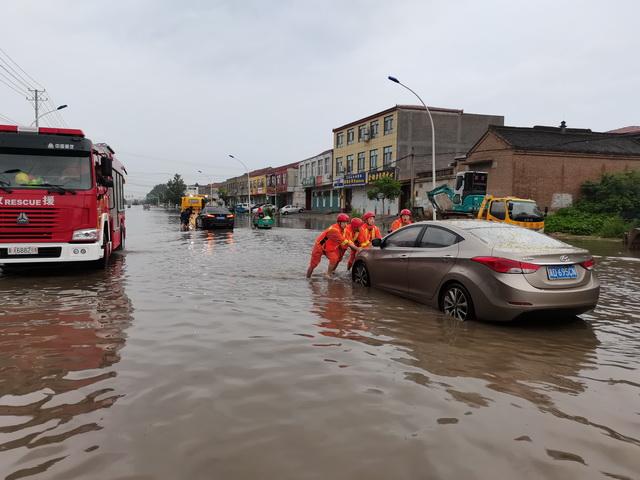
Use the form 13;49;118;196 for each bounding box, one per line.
607;126;640;134
490;125;640;156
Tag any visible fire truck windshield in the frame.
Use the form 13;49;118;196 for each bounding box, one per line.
0;153;92;190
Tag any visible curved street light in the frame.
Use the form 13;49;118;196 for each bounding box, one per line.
31;104;68;127
228;154;251;212
388;76;436;220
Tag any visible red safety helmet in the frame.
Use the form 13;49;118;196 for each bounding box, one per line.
337;213;350;223
400;209;412;216
350;218;363;229
362;212;376;221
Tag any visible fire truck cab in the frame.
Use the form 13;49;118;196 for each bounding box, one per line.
0;125;126;267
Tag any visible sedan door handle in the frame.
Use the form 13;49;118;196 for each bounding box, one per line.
442;254;454;262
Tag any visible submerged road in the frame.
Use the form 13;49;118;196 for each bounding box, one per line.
0;206;639;479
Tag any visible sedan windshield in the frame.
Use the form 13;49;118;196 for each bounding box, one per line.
508;201;544;221
0;154;92;190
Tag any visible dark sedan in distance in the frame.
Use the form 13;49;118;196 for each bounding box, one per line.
195;206;235;229
351;220;599;322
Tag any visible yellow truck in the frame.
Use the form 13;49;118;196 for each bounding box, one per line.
181;195;207;215
476;195;545;231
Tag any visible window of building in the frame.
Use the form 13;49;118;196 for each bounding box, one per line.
346;154;354;173
383;115;393;135
336;132;344;148
347;129;354;145
311;161;316;177
324;158;330;175
317;161;323;176
358;125;367;142
370;120;379;138
369;149;378;171
383;146;393;166
357;152;365;172
336;157;344;175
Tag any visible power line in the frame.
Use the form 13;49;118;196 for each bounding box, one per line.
0;112;18;124
0;47;44;89
0;75;27;96
0;62;32;90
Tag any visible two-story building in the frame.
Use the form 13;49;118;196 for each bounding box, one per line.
267;162;299;208
332;105;503;214
298;150;338;212
249;167;272;205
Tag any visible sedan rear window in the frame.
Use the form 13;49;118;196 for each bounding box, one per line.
469;226;569;249
203;207;230;214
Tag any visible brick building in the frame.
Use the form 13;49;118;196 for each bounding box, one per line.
460;124;640;211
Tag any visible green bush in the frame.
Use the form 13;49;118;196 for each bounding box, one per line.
545;208;607;235
598;216;629;238
579;170;640;220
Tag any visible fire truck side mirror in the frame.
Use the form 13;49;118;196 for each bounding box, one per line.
101;156;113;178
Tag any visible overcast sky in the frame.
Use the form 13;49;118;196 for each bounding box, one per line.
2;1;639;197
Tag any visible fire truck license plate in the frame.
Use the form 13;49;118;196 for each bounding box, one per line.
7;246;38;255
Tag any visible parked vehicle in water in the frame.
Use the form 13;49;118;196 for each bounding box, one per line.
0;125;126;268
351;220;599;322
476;195;545;231
280;204;304;215
235;203;251;213
195;206;235;229
252;203;274;213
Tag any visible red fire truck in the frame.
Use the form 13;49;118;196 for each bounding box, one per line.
0;125;126;268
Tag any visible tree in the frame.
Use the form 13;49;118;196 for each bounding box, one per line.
145;183;168;205
218;187;229;205
367;176;402;215
165;174;187;206
579;170;640;220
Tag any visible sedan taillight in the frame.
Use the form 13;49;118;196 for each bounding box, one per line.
471;256;541;274
580;258;595;270
227;214;235;218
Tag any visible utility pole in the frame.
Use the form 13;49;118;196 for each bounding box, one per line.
27;89;48;127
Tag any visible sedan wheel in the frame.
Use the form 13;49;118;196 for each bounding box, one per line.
352;262;370;287
442;284;474;321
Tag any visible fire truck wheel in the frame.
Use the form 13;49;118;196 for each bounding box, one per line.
95;228;112;269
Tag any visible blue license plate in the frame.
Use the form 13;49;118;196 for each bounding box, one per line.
217;215;227;219
547;265;578;280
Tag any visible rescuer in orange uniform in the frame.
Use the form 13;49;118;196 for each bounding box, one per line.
390;209;413;232
345;217;364;271
359;212;382;248
307;213;361;278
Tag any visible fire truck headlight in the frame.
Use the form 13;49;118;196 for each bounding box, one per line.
72;228;99;242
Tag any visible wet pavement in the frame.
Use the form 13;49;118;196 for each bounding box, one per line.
0;206;639;479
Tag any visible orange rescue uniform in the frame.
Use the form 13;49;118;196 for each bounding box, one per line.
359;225;382;248
345;224;364;269
391;218;413;232
308;223;354;271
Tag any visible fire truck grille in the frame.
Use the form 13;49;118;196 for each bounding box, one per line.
0;207;59;240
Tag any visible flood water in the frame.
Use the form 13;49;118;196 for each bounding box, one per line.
0;207;639;479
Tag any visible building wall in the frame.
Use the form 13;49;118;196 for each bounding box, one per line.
396;109;504;182
350;186;399;216
333;111;399;177
463;132;640;210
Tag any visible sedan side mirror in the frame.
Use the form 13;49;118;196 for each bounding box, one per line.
372;238;382;248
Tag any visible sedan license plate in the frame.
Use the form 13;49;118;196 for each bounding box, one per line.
217;215;227;219
547;265;578;280
8;246;38;255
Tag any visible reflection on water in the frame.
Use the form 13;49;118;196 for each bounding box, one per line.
0;207;638;479
0;257;132;479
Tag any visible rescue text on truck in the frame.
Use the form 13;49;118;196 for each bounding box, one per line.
0;125;126;268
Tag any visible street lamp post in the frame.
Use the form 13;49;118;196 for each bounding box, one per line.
388;76;437;220
228;154;251;212
197;170;215;201
31;104;68;127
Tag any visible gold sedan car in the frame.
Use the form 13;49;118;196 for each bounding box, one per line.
351;220;599;322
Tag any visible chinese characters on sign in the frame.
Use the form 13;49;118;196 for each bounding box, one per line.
343;172;366;188
367;168;396;184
